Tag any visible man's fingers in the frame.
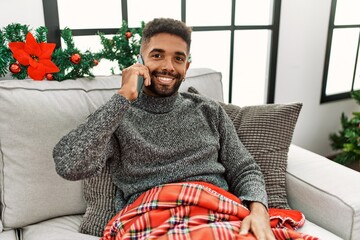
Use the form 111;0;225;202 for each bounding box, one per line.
143;71;151;87
134;63;151;87
239;217;250;235
252;228;266;240
122;64;149;88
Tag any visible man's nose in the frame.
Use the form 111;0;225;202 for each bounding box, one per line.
161;58;175;72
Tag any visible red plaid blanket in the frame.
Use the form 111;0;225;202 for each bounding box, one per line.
101;182;318;240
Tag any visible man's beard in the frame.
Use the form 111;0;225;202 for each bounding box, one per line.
147;71;183;97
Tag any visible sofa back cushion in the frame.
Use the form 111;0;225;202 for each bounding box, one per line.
179;68;223;102
0;76;120;229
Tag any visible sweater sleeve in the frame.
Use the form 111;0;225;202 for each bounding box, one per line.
53;94;130;181
217;105;268;209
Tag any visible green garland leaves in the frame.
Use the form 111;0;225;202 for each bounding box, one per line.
0;23;31;79
51;27;97;81
96;21;144;71
0;31;11;77
0;22;144;81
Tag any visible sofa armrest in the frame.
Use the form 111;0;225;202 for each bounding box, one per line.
286;144;360;240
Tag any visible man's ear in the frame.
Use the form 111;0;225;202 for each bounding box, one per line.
186;61;191;71
186;53;192;71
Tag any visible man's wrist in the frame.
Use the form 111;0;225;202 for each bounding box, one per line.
118;88;137;101
249;201;268;213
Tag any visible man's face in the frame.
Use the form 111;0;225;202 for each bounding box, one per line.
141;33;190;97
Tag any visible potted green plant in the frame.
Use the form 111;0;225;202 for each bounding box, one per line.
330;91;360;170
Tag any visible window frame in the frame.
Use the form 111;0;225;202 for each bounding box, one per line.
43;0;281;104
321;0;360;103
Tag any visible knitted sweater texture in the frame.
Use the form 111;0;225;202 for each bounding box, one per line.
53;91;267;211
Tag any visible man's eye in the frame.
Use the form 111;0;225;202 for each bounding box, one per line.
176;56;185;62
153;54;161;58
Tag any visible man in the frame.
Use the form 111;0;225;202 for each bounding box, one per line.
53;18;275;239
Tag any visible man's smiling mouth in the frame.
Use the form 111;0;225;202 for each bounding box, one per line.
151;71;181;85
157;76;174;83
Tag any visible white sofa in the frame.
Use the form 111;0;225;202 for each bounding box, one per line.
0;68;359;240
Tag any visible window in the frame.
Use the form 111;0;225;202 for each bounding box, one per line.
321;0;360;103
43;0;280;105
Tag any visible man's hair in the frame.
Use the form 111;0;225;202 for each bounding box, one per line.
141;18;192;53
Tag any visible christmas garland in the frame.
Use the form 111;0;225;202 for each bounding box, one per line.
0;21;144;81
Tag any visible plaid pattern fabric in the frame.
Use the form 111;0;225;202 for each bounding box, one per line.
101;182;317;240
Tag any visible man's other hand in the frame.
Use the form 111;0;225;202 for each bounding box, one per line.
239;202;276;240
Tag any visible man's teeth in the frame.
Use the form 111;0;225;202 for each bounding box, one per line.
158;76;173;81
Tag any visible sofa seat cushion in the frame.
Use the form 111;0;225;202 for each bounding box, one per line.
0;229;18;240
299;221;342;240
20;215;98;240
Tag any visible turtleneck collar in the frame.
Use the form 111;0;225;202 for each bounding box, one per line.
132;91;180;114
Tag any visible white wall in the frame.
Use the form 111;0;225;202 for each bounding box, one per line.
0;0;44;28
1;0;357;156
276;0;358;156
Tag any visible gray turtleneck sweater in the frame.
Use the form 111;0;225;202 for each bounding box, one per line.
53;91;267;211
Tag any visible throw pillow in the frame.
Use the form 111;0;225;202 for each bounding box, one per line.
79;163;116;236
188;86;302;209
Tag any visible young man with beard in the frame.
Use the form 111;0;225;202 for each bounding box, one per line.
53;18;275;239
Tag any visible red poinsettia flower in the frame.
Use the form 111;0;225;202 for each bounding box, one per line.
8;32;59;80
